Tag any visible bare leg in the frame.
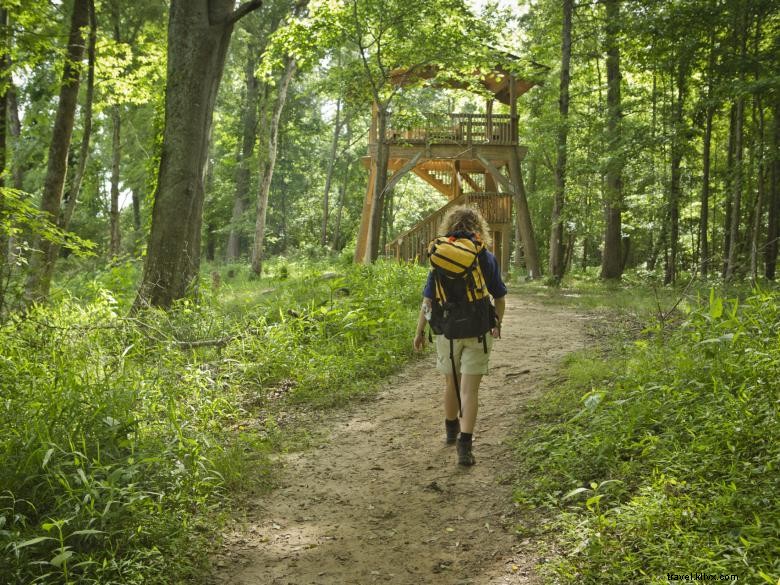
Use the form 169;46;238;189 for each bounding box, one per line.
459;374;483;434
443;374;460;420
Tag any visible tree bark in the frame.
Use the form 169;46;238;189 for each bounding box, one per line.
725;8;749;281
135;0;262;309
251;57;296;277
549;0;572;283
365;103;390;262
109;105;122;256
600;0;623;280
0;7;9;268
749;102;765;284
507;148;542;278
699;37;716;277
765;101;779;280
23;0;90;304
321;97;342;247
665;60;687;285
227;41;261;261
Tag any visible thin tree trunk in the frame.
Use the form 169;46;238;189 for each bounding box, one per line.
725;8;749;280
134;0;263;309
0;7;9;269
765;102;779;280
251;57;296;276
549;0;572;283
600;0;623;280
749;102;765;284
321;97;342;247
227;42;261;261
109;105;121;256
131;187;142;239
665;60;687;285
722;104;736;277
333;122;352;251
699;37;716;277
699;107;714;276
23;0;90;304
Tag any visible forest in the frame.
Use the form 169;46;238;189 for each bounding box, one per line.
0;0;778;583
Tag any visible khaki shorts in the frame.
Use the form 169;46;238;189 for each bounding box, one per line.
434;334;494;376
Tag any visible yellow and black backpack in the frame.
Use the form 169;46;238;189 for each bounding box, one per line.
427;232;496;342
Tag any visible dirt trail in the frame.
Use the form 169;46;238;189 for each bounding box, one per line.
214;295;588;585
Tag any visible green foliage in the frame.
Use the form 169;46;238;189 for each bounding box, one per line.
1;259;426;583
514;290;780;583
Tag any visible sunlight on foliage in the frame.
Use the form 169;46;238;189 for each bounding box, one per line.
513;290;780;583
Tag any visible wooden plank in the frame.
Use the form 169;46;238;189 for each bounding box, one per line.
412;167;452;196
382;151;423;194
477;153;514;193
354;161;377;263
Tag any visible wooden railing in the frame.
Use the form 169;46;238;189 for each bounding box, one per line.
385;113;517;146
385;192;512;262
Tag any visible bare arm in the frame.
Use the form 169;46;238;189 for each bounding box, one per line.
413;297;432;351
492;296;506;338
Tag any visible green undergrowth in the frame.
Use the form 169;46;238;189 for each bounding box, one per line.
514;288;780;584
0;259;427;584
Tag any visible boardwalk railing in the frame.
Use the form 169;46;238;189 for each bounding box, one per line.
385;113;517;146
385;192;512;262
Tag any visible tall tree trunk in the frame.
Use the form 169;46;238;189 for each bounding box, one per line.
333;122;351;251
321;97;342;247
109;105;122;256
134;0;263;309
0;7;9;269
131;187;142;242
665;59;687;285
549;0;572;283
725;11;748;281
600;0;623;280
722;103;736;277
23;0;90;304
749;101;765;284
251;57;296;277
227;42;261;261
765;102;779;280
508;148;542;278
365;103;390;262
699;37;716;277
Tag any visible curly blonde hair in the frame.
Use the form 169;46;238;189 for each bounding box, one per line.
438;205;492;247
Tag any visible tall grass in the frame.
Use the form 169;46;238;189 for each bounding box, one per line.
0;259;427;584
514;289;780;583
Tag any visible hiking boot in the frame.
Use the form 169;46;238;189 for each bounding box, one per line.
457;438;475;466
445;419;460;445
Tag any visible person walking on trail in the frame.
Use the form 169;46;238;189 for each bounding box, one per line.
413;206;506;466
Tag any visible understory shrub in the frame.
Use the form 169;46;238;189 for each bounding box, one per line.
0;260;426;584
515;289;780;584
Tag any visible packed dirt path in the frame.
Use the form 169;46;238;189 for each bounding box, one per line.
214;294;589;585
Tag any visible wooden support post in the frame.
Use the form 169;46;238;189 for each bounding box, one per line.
507;147;541;278
510;74;518;144
354;160;377;263
501;223;511;275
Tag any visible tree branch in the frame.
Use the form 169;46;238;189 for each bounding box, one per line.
227;0;263;26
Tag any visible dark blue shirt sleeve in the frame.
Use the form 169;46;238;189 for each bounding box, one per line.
481;251;507;299
423;270;434;298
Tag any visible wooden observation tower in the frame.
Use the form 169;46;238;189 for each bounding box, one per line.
354;65;540;276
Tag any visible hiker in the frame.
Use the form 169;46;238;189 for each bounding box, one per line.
413;206;506;466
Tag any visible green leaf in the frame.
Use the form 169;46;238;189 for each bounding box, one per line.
563;487;591;500
49;549;74;568
14;536;56;550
